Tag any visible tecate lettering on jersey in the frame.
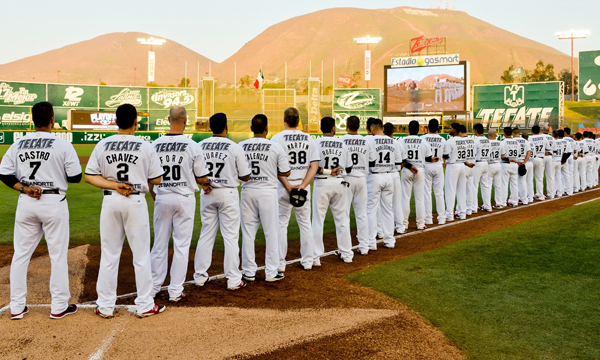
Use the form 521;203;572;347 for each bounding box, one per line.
154;142;189;153
283;134;310;142
17;138;55;149
106;153;139;165
201;142;231;151
103;141;142;152
241;143;272;152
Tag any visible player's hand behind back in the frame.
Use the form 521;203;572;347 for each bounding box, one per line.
202;181;213;194
115;183;133;197
331;167;341;176
24;186;42;200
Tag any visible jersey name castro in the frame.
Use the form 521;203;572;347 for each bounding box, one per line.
239;137;290;189
86;134;164;193
0;132;80;193
271;130;320;180
153;134;209;196
341;134;374;178
200;136;250;188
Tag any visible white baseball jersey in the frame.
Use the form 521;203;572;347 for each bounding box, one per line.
463;137;476;163
474;136;491;162
564;137;576;156
528;134;548;158
515;137;531;162
583;138;596;156
366;135;403;173
314;136;353;179
488;139;501;163
596;138;600;155
500;138;520;161
85;134;164;193
271;130;320;180
400;135;432;168
543;134;556;155
556;138;572;159
552;139;566;162
341;134;374;178
0;132;81;193
152;134;209;196
239;137;290;189
422;133;446;161
199;136;250;188
444;136;468;164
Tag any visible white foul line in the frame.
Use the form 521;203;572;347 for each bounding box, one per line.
575;197;600;206
88;318;128;360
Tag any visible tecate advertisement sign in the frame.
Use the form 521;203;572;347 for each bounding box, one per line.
579;50;600;100
391;54;460;68
473;82;563;128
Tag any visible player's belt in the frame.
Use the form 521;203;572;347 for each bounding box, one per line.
370;171;391;174
476;160;486;162
41;189;60;194
103;190;141;196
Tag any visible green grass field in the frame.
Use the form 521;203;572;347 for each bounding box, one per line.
565;100;600;120
349;199;600;359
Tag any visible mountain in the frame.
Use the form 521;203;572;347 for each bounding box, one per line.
214;7;572;87
0;32;215;86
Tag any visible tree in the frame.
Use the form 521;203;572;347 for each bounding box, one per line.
350;71;362;88
558;69;578;95
99;81;107;86
239;75;251;89
526;60;557;82
500;65;515;84
145;82;161;87
178;78;191;87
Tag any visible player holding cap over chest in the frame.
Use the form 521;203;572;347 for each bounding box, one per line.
85;104;166;318
239;114;290;283
194;113;251;290
513;128;532;205
399;120;434;230
312;117;354;264
271;107;320;270
149;106;209;302
0;101;81;320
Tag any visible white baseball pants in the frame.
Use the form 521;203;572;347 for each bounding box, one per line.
532;157;545;199
194;188;242;289
464;165;475;214
345;176;369;253
578;158;587;191
391;172;405;232
151;193;196;298
553;161;563;197
312;179;353;262
544;155;555;198
501;163;519;206
424;163;445;224
488;163;503;206
11;194;70;315
241;188;279;280
97;193;155;315
518;165;529;205
525;161;534;202
561;162;573;196
568;157;576;193
445;163;466;220
473;162;490;211
402;167;426;228
277;180;314;270
367;173;394;248
573;158;581;192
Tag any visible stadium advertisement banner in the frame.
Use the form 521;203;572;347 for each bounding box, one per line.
579;50;600;100
0;106;32;130
99;86;149;110
333;88;381;131
149;88;196;110
1;131;212;145
473;82;563;128
147;110;196;131
0;82;46;107
307;78;321;132
390;54;459;68
48;84;98;108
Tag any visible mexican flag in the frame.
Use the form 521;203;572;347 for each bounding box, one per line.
253;68;264;89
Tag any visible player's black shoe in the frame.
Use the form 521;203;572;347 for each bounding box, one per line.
50;304;78;319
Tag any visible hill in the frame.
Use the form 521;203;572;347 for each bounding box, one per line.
214;7;572;87
0;32;214;86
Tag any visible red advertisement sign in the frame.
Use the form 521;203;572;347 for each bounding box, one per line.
337;75;353;86
410;35;445;54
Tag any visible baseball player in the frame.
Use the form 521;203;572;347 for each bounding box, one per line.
341;116;374;254
383;122;405;234
550;131;564;198
422;118;447;225
443;123;468;220
149;106;209;302
487;129;503;209
500;127;520;207
271;107;319;270
366;118;384;240
312;117;354;263
194;113;251;290
400;120;433;230
366;119;403;250
574;132;585;192
513;128;532;205
528;126;548;201
582;132;594;189
557;130;573;196
521;132;535;203
472;124;492;212
460;125;476;215
541;126;556;199
85;104;166;318
434;79;443;104
595;133;600;186
239;114;289;282
564;128;577;193
0;101;80;320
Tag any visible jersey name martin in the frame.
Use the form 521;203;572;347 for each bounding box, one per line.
17;138;55;150
102;141;142;152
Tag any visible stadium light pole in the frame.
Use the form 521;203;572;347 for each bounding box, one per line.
555;30;590;101
137;37;166;86
354;36;381;88
57;70;60;83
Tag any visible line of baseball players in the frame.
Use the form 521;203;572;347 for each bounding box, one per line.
3;101;600;321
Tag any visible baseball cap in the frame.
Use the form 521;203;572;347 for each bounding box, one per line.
290;188;308;207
